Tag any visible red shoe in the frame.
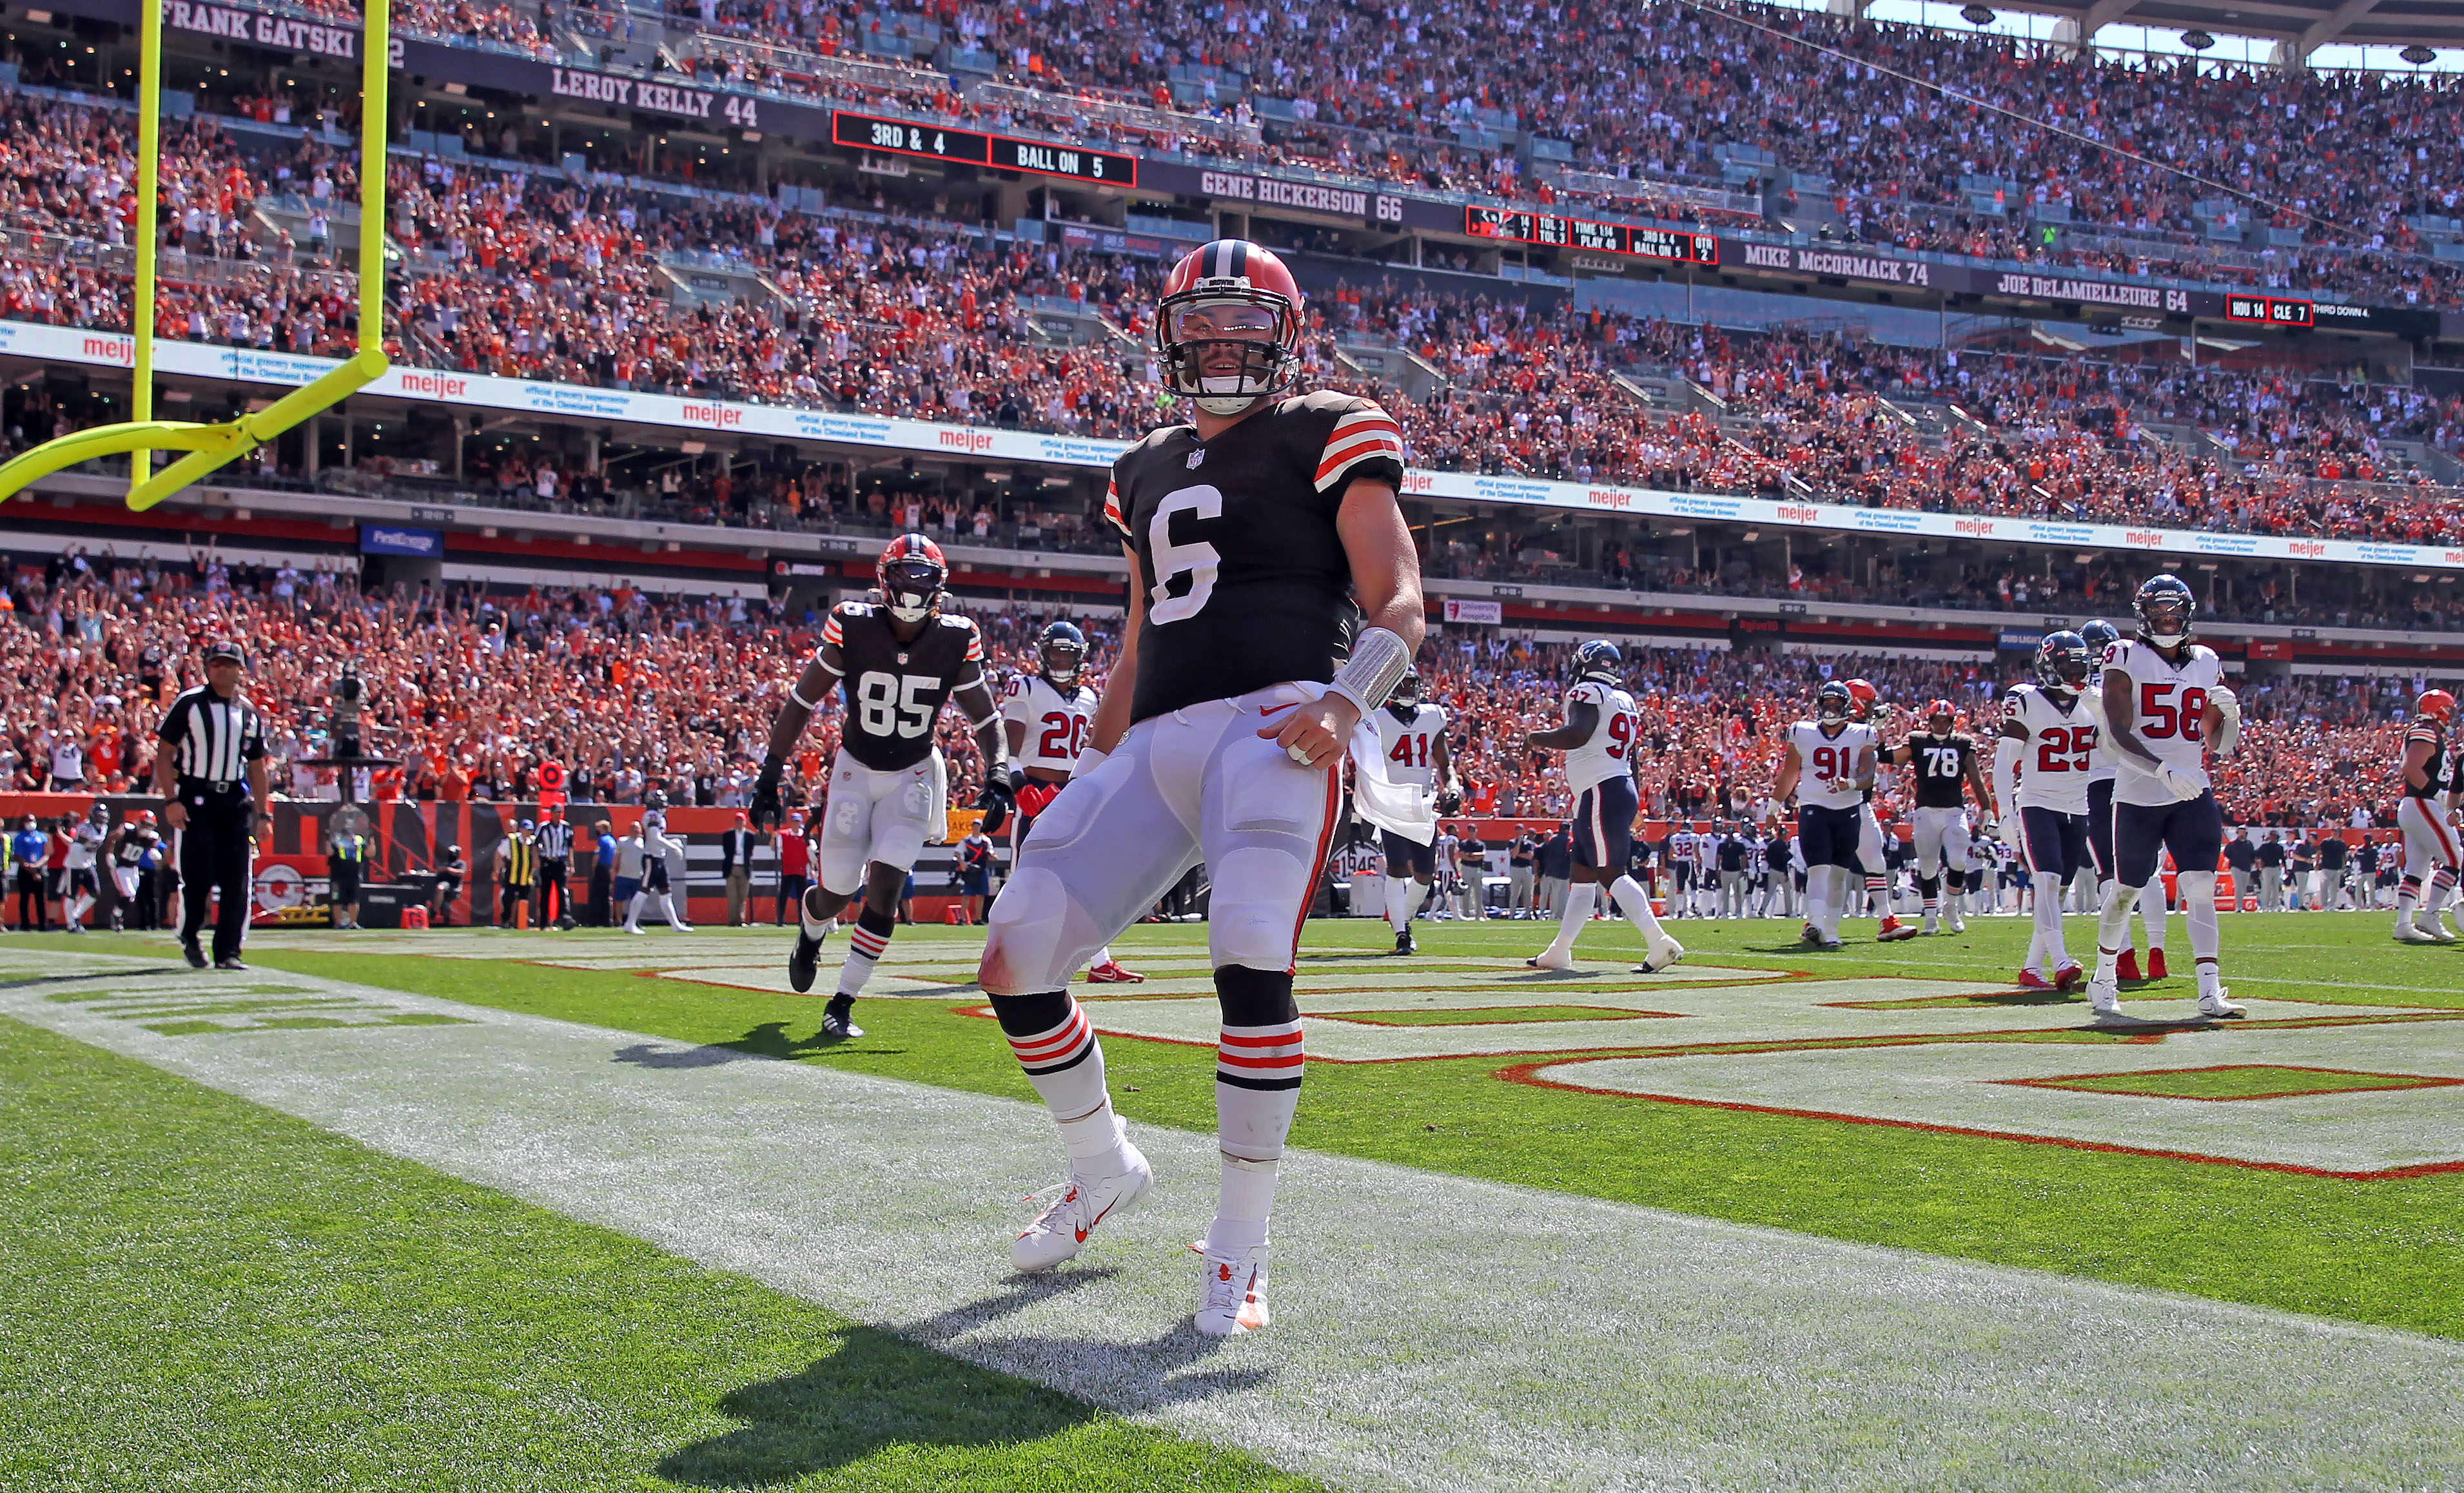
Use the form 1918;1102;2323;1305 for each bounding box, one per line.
2016;969;2058;991
2146;948;2169;981
2054;961;2084;991
1876;916;1918;942
1086;961;1146;984
2114;948;2142;982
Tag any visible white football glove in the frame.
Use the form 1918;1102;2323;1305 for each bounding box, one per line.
2207;685;2240;756
2157;761;2207;801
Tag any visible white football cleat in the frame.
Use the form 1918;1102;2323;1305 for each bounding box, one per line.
2196;989;2247;1020
1634;933;1685;975
1525;947;1575;971
2428;918;2459;944
2394;922;2438;944
1012;1139;1153;1273
1947;909;1967;933
2086;977;2124;1022
1194;1240;1271;1337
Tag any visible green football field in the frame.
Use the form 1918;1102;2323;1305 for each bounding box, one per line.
5;910;2461;1490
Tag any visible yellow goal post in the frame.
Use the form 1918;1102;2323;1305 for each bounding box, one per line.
0;0;392;510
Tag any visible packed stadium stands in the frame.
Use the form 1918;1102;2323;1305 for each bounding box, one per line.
406;0;2464;302
3;88;2459;552
2;0;2461;828
0;551;2429;835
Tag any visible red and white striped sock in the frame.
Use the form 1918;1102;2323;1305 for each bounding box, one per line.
1213;1018;1303;1251
836;906;895;999
992;990;1124;1168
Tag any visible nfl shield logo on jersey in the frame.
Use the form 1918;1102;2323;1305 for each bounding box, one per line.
1187;449;1206;468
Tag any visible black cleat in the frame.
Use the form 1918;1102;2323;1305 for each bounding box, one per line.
820;995;865;1040
1392;926;1416;956
788;926;827;994
181;939;209;969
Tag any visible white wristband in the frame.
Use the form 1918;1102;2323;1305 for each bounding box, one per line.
1323;625;1413;717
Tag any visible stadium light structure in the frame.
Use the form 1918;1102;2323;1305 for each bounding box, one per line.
0;0;392;511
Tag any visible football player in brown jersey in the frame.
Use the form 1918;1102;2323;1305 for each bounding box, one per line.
2394;688;2461;942
752;534;1012;1039
974;240;1423;1338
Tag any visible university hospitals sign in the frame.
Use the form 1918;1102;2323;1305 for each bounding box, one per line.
5;318;2456;575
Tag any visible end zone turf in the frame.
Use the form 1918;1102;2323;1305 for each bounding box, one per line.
5;913;2463;1488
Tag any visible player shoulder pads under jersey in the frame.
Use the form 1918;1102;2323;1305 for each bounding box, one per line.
928;612;984;665
1305;390;1407;494
821;600;871;649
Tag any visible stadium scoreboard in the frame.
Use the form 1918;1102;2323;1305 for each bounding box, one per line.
2224;293;2314;328
830;110;1136;184
1463;206;1716;266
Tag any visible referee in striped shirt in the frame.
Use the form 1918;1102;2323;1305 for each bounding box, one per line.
153;639;270;969
533;805;574;927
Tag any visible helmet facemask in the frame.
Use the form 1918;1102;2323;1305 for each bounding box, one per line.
881;558;944;625
1159;292;1300;417
2139;598;2191;649
1039;638;1085;688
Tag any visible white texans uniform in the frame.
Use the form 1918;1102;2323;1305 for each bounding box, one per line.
2002;685;2096;815
2103;638;2224;808
1786;719;1873;812
1561;681;1638;794
1368;701;1449;790
2083;668;2118;786
1788;718;1874;875
1001;671;1099;775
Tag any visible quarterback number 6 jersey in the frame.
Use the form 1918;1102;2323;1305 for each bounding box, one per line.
1105;391;1405;724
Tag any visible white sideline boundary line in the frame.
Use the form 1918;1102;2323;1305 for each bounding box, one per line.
6;954;2464;1493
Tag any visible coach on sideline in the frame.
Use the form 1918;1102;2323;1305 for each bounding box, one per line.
153;639;269;970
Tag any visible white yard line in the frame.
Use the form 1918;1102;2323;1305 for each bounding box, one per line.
6;953;2463;1492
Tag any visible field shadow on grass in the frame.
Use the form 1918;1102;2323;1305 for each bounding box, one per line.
902;1271;1278;1411
656;1278;1271;1487
654;1322;1102;1487
611;1022;910;1070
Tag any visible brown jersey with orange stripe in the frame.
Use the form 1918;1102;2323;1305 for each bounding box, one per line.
2402;713;2450;801
820;600;986;772
1103;389;1405;724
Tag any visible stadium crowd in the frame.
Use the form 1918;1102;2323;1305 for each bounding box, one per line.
4;101;2460;552
0;549;2436;840
528;0;2464;301
14;0;2461;306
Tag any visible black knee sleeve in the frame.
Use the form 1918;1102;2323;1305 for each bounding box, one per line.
1919;875;1940;899
1215;964;1298;1028
1946;868;1966;893
989;988;1074;1036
